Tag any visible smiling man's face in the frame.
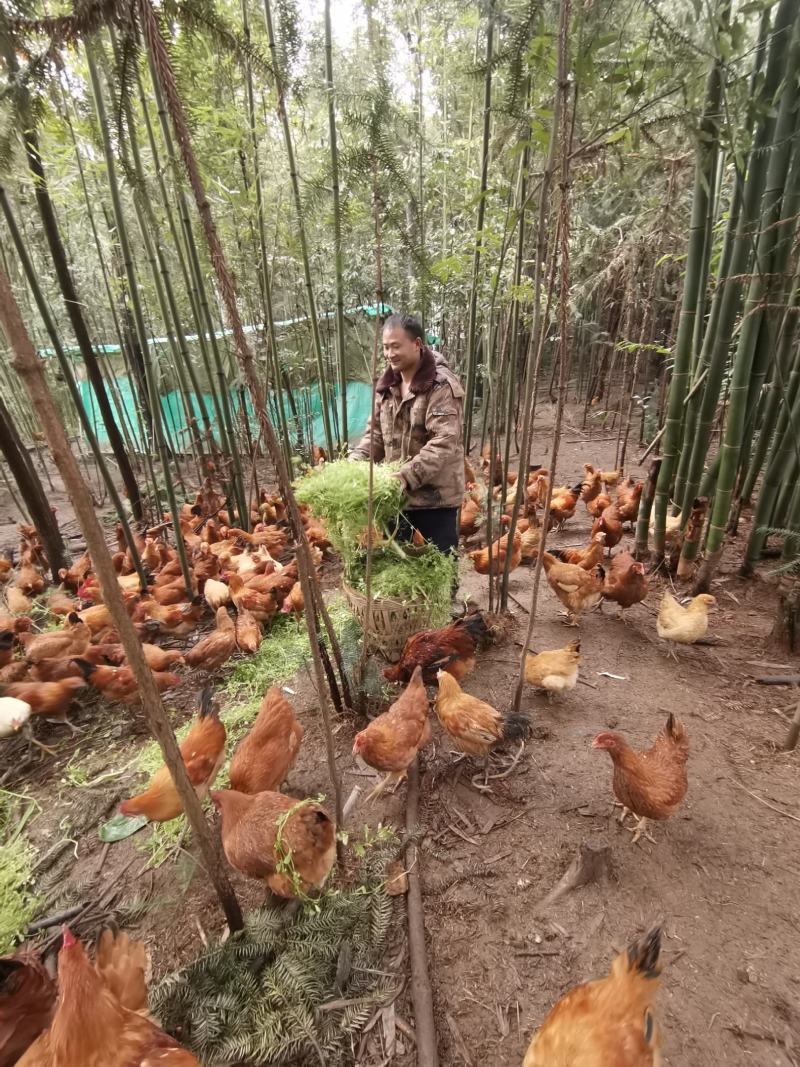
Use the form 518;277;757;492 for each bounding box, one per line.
383;326;422;378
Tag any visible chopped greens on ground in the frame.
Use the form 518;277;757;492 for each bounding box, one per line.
0;792;39;953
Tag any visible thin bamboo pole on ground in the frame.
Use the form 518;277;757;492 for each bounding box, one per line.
140;0;344;827
0;260;243;932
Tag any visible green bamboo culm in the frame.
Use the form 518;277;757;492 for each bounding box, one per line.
262;0;336;458
145;46;250;528
0;187;148;587
676;0;798;573
240;0;292;465
695;7;800;589
672;10;771;518
740;276;800;507
85;38;193;594
324;0;348;450
650;36;724;557
462;0;494;452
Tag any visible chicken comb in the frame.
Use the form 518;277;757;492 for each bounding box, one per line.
627;926;662;979
62;926;76;949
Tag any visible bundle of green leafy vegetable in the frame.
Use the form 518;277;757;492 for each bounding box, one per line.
349;544;457;626
294;460;404;565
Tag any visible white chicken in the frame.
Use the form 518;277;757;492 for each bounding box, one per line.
0;695;52;754
203;578;230;611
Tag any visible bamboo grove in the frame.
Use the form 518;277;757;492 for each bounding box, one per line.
0;0;800;614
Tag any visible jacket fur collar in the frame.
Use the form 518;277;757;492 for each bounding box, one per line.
376;345;437;396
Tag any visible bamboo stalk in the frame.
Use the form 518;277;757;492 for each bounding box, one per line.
0;187;147;587
140;0;344;828
324;0;348;449
86;40;193;595
262;0;335;457
0;33;143;521
463;1;494;451
697;15;800;590
651;42;723;556
0;259;243;932
513;0;573;714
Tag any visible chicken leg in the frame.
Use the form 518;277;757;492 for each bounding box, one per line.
627;815;656;845
367;769;406;802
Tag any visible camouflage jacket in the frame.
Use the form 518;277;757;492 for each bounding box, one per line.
349;347;465;508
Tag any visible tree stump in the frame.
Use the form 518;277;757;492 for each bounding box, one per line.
771;578;800;654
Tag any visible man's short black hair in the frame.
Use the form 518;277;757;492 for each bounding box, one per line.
382;313;425;344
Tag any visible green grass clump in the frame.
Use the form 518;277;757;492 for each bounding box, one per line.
0;792;39;953
349;544;457;627
293;459;404;564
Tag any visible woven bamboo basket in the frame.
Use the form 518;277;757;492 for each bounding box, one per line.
342;582;433;659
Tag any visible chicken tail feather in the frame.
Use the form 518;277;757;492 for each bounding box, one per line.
198;685;219;719
502;710;532;743
460;609;488;645
626;925;662;979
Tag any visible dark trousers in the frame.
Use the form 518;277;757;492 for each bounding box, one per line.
396;507;459;555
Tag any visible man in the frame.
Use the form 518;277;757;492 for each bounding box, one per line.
349;313;464;555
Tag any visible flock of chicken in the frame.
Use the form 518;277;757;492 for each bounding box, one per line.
0;483;328;750
0;455;719;1065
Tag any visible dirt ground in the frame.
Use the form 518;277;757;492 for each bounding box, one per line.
3;411;799;1066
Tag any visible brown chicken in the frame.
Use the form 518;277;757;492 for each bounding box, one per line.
3;678;85;728
602;553;649;616
523;927;663;1066
212;789;336;898
281;581;304;615
600;468;621;490
6;587;32;614
19;615;91;664
142;596;205;635
140;644;184;671
591;505;624;550
46;592;79;617
550;532;606;570
548;481;582;530
353;666;432;798
234;607;262;653
580;464;602;503
519;523;542;562
524;640;581;697
229;687;304;794
15;564;45;597
78;591;139;636
535;551;605;625
616;477;644;525
459;491;482;539
17;927;200;1067
222;524;287;555
593;713;688;844
184;606;237;673
586;490;612;518
72;659;179;705
435;671;530;778
469;516;522;575
227;574;276;622
119;688;226;822
0;948;57;1067
384;612;488;685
